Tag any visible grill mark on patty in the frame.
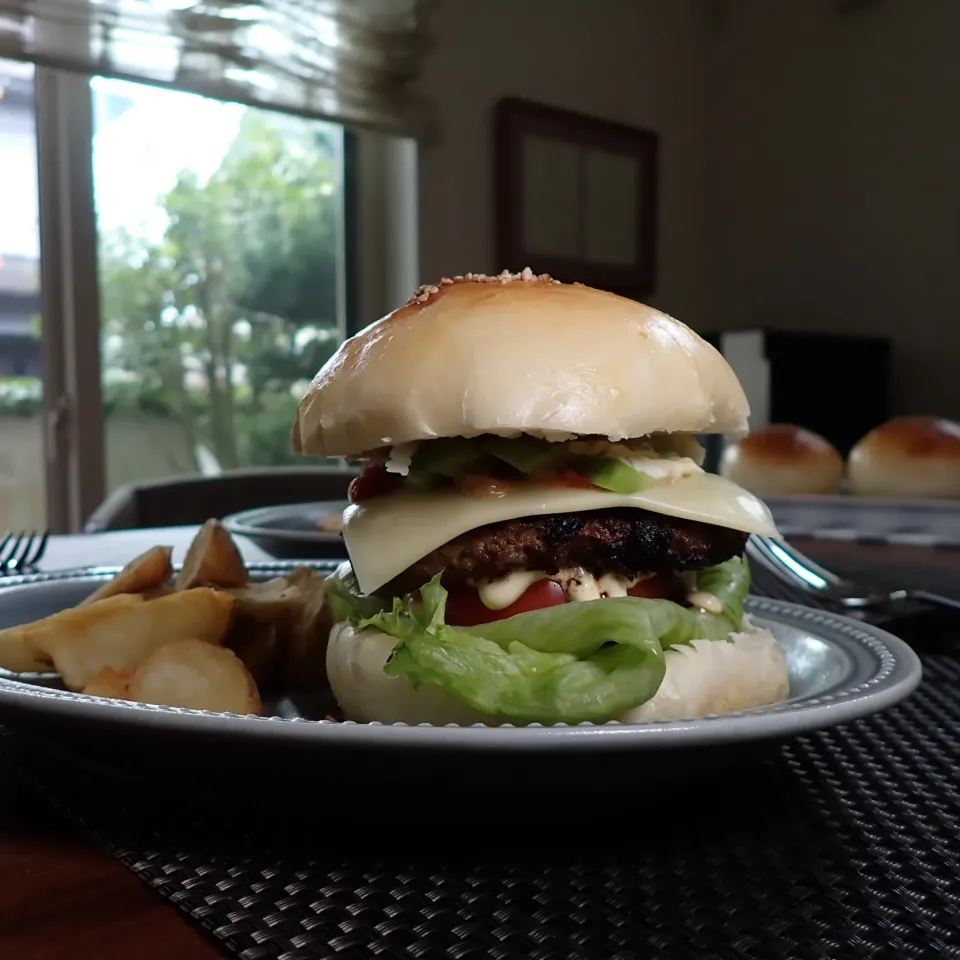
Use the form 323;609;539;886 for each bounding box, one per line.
385;508;747;596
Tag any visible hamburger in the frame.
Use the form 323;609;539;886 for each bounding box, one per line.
292;269;789;726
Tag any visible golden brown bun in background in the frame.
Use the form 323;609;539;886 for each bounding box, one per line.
292;270;751;459
847;416;960;499
719;424;843;496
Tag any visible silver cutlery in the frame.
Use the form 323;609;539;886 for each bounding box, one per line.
0;531;49;574
747;535;960;615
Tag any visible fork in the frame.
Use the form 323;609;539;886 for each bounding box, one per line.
746;535;960;614
0;531;49;575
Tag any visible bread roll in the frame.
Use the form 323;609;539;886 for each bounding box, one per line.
325;620;789;726
719;424;843;496
848;416;960;499
292;270;750;459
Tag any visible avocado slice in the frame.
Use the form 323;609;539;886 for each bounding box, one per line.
576;456;654;494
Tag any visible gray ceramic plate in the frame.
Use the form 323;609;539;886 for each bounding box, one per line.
221;501;349;559
0;564;922;757
222;501;348;542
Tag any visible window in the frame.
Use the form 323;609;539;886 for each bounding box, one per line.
0;59;43;532
0;0;431;533
92;79;348;489
7;68;416;533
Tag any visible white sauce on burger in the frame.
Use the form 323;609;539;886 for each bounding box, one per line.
475;570;546;609
474;568;645;608
473;567;724;615
622;456;702;482
686;590;724;615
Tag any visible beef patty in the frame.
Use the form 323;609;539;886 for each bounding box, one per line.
386;508;748;596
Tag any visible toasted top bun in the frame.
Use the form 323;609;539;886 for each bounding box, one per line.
326;619;789;726
292;270;750;459
719;424;843;496
848;416;960;499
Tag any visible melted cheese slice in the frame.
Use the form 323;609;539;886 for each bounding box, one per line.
342;473;779;595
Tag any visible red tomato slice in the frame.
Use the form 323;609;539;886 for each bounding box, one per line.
526;468;595;490
627;574;681;602
348;462;405;503
553;469;596;490
445;579;567;627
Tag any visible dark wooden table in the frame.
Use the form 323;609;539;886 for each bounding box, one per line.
0;776;223;959
0;531;956;960
0;528;261;959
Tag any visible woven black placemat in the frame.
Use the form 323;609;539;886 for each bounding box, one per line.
6;566;960;960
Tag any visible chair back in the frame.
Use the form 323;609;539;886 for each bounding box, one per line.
84;466;356;532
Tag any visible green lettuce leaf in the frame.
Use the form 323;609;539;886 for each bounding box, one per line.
344;556;751;724
324;561;389;623
407;437;491;487
693;555;750;628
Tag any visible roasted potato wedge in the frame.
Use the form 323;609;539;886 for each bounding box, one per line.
0;593;145;675
285;566;322;588
141;585;176;601
226;577;303;621
282;572;332;688
0;633;51;674
33;588;234;690
80;545;174;607
2;516;334;715
83;665;135;700
225;618;281;687
224;568;332;689
126;640;262;716
223;577;303;685
175;519;248;591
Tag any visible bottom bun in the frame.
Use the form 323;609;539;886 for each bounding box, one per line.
326;618;789;726
621;621;788;721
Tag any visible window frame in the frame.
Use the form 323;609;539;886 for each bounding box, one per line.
32;68;418;533
35;66;104;532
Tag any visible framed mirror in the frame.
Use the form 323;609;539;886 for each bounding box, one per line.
494;96;659;297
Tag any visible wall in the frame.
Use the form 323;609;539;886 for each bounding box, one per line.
704;0;960;417
0;415;198;531
415;0;709;326
415;1;959;418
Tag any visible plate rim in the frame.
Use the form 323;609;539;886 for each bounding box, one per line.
0;564;923;752
221;500;348;545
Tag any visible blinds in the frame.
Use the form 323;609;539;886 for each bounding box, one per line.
0;0;437;136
